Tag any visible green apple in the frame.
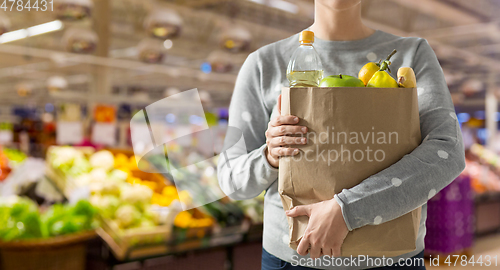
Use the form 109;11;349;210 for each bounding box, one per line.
319;74;365;87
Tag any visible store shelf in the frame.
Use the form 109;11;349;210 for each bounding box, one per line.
94;223;263;269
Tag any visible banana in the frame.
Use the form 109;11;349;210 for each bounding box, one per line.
397;67;417;88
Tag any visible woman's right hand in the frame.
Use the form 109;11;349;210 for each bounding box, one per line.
265;95;308;168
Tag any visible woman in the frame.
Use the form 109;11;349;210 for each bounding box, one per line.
217;0;465;269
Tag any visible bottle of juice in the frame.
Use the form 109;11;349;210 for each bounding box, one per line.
286;30;323;87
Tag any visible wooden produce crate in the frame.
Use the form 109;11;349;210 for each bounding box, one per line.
96;210;176;261
0;231;96;270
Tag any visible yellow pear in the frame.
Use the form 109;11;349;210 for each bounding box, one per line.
358;50;398;86
367;71;399;88
397;67;417;88
366;49;398;88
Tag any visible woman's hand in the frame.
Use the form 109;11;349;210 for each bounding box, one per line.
265;95;308;168
286;198;349;259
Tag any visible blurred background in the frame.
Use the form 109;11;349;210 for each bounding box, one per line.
0;0;500;269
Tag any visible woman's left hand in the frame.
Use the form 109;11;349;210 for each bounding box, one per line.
285;198;349;259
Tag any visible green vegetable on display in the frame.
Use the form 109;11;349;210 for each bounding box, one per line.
0;197;98;241
2;148;27;166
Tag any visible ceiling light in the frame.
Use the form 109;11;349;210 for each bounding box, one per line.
138;38;166;63
219;25;252;53
0;29;28;43
248;0;298;14
144;9;183;39
27;20;63;36
63;27;98;54
0;20;63;44
269;0;298;14
55;0;93;20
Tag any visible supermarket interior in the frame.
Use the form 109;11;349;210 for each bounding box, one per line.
1;0;500;269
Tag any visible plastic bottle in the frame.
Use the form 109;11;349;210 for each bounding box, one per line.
286;31;324;87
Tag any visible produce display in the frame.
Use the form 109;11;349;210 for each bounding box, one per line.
466;144;500;193
174;209;214;230
233;191;265;224
0;196;97;241
146;146;247;229
0;143;265;259
0;147;26;181
93;105;116;123
2;148;26;168
113;153;184;208
45;146;232;239
47;147;173;231
0;148;10;181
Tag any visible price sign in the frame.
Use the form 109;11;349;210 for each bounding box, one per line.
56;121;83;145
0;130;13;144
92;122;116;146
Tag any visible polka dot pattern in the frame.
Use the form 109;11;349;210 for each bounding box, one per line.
417;88;425;96
366;52;377;62
241;111;252;122
282;234;289;245
391;177;402;187
428;189;437;199
373;216;383;225
437;150;449;159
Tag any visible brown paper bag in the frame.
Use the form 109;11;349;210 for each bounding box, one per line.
279;87;422;257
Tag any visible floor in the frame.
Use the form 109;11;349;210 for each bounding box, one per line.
426;234;500;269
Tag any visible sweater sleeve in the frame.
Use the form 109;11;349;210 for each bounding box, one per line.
335;39;466;230
217;51;279;200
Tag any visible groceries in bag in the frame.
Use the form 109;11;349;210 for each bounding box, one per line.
319;74;365;87
279;32;422;256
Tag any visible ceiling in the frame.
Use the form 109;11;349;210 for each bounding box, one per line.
0;0;499;112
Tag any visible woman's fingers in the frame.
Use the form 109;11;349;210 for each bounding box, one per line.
268;125;307;137
319;248;333;257
332;245;342;257
285;205;311;218
268;136;306;148
309;245;322;259
297;235;310;256
265;109;308;168
269;115;299;127
269;147;299;158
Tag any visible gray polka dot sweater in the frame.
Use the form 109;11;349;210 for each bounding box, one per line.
217;30;465;269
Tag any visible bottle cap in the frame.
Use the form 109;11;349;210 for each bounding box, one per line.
299;31;314;43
